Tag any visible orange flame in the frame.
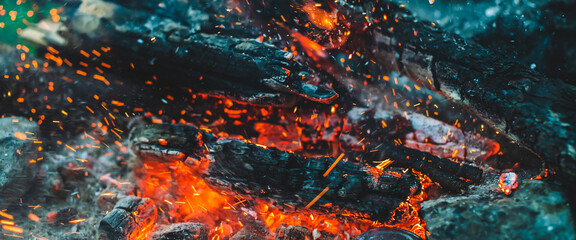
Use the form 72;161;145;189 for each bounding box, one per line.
302;2;337;30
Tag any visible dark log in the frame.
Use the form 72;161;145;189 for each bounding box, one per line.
275;225;311;240
230;226;267;240
351;144;481;193
342;108;484;192
129;123;420;222
340;1;576;187
99;196;158;240
207;139;419;222
150;222;208;240
232;0;576;187
24;0;338;107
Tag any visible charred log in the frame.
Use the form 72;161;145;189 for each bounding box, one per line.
24;0;338;107
149;222;208;240
129;123;420;222
233;0;576;189
337;1;576;189
353;144;482;193
342;108;485;192
229;226;267;240
275;225;311;240
206;138;419;222
99;196;158;240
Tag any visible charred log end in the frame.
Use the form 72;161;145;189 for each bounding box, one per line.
99;196;158;240
150;222;209;240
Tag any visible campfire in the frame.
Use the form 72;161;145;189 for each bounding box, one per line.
1;0;575;239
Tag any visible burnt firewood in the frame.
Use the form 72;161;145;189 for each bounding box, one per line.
342;107;485;192
207;139;419;221
352;144;482;193
23;0;338;107
230;226;267;240
233;0;576;187
149;222;208;240
275;225;311;240
129;123;420;222
338;1;576;187
99;196;158;240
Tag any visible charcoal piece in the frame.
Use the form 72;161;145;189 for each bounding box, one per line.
0;117;40;208
99;196;158;240
150;222;208;240
230;226;267;240
274;225;311;240
129;124;419;222
129;123;215;163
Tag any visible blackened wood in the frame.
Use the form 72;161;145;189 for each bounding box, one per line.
342;108;483;192
207;138;419;222
336;1;576;188
230;226;267;240
129;124;420;222
352;144;481;193
99;196;158;240
32;0;338;106
234;0;576;189
150;222;208;240
275;225;311;240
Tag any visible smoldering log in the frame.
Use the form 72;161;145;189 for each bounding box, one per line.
149;222;208;240
342;108;485;192
275;225;311;240
229;226;267;240
99;196;158;240
130;118;479;193
207;139;419;222
352;144;481;193
129;123;420;222
233;0;576;187
23;0;338;107
337;1;576;185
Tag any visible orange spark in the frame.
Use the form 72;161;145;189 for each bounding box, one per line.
13;132;27;140
2;225;23;234
305;186;330;209
322;153;345;177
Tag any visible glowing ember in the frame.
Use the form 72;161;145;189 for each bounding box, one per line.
499;172;519;195
302;2;337;30
133;146;430;239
